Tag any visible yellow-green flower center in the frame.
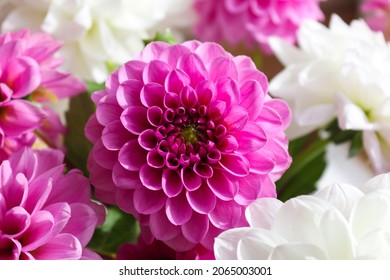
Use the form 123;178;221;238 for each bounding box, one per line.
181;126;198;144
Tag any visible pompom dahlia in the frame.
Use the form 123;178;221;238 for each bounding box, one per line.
193;0;324;54
215;173;390;260
0;148;105;260
86;41;291;252
361;0;390;39
0;29;85;160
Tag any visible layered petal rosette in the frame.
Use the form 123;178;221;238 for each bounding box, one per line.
0;148;105;260
193;0;324;54
0;29;85;160
85;41;291;252
215;173;390;259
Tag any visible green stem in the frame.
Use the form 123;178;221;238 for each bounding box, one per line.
277;136;330;199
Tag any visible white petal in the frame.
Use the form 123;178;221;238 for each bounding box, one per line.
237;229;286;260
351;192;390;240
356;230;390;259
214;228;254;260
270;243;326;260
319;209;356;259
268;37;308;66
362;173;390;193
245;198;283;229
363;131;386;173
315;181;364;218
272;196;333;245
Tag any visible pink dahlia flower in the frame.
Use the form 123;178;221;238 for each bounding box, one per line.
193;0;325;54
0;148;105;260
361;0;390;39
86;41;291;252
0;29;86;160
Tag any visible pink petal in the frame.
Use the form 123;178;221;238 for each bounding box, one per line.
178;53;208;88
149;208;181;241
1;170;28;209
186;182;217;214
147;106;163;126
0;236;21;260
112;162;142;189
23;173;53;214
162;169;183;197
234;173;263;205
219;153;250;177
218;134;238;152
43;202;71;236
194;163;213;178
118;140;147;171
116;79;143;108
121;106;149;135
234;121;267;153
182;212;209;243
133;188;166;215
164;69;190;94
46;169;90;205
140;164;163;190
85;114;104;144
208;200;245;230
146;148;165;168
142;60;171;85
215;77;239;107
164;91;180;108
245;149;275;174
95;96;122;126
239;80;265;119
31;233;82;260
90;139;118;169
139;42;170;62
195;80;216;106
263;99;292;130
118;60;146;82
4;57;40;98
0;100;47;136
160;44;191;67
195;42;228;67
22;210;54;251
39;69;86;99
116;189;136;214
138;129;158;150
164;232;196;252
223;105;249;131
180;85;198;108
140;82;165;108
207;169;239;200
2;206;30;237
209;57;238;81
181;167;202;191
62;203;98;246
81;248;102;260
165;192;193;225
101;120;132;151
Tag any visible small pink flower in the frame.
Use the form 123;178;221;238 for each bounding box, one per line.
361;0;390;39
86;41;291;253
193;0;324;54
0;148;105;260
0;29;86;160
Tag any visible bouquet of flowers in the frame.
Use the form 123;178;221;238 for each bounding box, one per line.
1;0;390;260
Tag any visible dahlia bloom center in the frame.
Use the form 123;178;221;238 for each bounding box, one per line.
142;98;227;178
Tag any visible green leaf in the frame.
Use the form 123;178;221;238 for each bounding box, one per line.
144;29;176;45
348;131;363;158
85;81;105;95
64;92;95;175
88;206;139;259
276;133;328;201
